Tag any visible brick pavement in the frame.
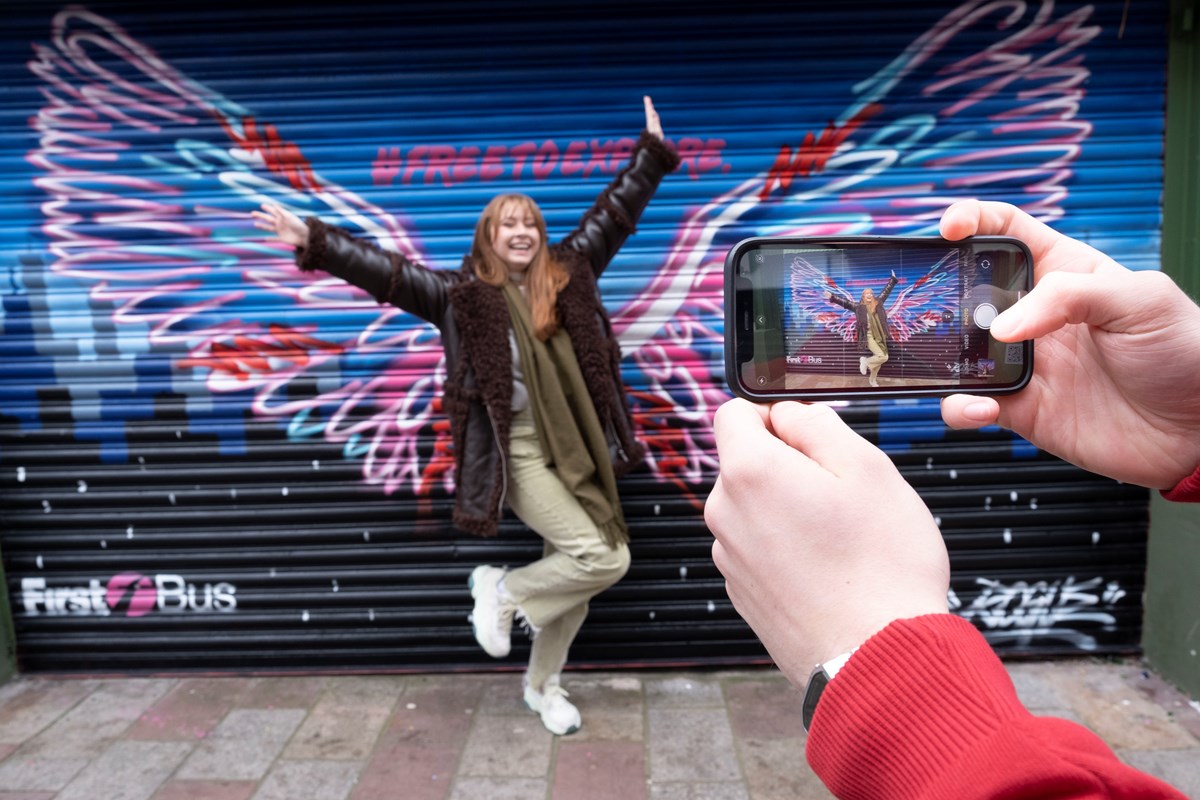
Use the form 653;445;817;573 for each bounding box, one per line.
0;658;1196;799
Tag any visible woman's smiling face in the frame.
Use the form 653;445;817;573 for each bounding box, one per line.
491;200;541;274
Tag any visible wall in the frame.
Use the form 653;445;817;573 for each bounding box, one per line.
1144;0;1200;697
0;0;1169;673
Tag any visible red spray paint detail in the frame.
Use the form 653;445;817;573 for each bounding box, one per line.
758;104;882;200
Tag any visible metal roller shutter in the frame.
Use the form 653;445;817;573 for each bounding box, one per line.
0;0;1165;672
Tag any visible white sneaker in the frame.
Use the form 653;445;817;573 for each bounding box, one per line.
524;676;581;735
859;356;868;375
468;565;515;658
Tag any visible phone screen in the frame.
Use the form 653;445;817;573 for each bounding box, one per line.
725;236;1033;400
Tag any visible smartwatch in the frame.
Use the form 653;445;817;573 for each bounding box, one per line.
802;648;857;732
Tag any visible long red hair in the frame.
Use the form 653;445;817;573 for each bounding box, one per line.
472;194;569;340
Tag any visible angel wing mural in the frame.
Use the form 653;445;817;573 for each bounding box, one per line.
787;250;958;346
0;0;1169;671
21;1;1103;516
609;0;1101;495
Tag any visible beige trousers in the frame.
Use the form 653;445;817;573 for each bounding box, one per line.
501;407;631;691
865;333;889;382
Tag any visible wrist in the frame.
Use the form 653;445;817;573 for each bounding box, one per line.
637;130;681;173
806;615;1029;799
1162;463;1200;503
802;647;859;732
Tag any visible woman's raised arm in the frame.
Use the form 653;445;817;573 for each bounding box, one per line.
560;95;681;277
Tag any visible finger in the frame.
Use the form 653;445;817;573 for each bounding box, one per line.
938;200;1063;266
711;398;770;456
705;475;756;552
766;401;877;477
643;95;663;137
711;398;799;480
990;268;1153;341
940;394;1000;429
710;539;727;575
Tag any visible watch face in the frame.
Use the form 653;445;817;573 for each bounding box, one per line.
802;667;831;732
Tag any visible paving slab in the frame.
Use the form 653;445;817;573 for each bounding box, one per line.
648;708;742;783
648;781;750;799
126;679;252;742
1005;662;1072;711
150;780;257;800
283;694;395;761
457;714;553;778
349;742;458;800
723;679;806;741
564;676;644;743
0;681;99;745
0;754;90;793
734;737;834;800
1042;661;1197;750
646;677;725;709
236;677;328;711
175;709;307;782
447;776;547;800
55;741;192;800
14;680;175;760
0;659;1192;799
551;741;645;800
1118;748;1200;798
250;760;360;800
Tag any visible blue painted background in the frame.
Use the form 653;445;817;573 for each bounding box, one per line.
0;0;1166;670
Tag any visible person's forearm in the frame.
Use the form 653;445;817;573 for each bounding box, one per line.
563;130;680;272
296;217;401;303
808;615;1186;800
295;217;450;324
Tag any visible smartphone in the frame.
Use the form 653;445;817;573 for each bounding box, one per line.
725;236;1034;401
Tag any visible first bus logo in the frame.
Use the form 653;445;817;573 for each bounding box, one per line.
19;573;237;617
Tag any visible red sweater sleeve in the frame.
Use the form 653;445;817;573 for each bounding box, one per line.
1161;465;1200;502
806;615;1186;800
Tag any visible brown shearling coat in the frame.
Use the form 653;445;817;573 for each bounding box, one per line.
295;131;679;536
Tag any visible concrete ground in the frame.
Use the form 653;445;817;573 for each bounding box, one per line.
0;657;1196;800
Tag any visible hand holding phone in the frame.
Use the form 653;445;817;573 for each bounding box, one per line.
724;235;1034;401
938;199;1200;491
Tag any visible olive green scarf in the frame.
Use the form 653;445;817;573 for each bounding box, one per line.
503;282;628;548
867;307;888;357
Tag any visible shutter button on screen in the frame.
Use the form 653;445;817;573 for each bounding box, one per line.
974;302;998;329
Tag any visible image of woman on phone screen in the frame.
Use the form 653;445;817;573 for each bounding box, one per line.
252;97;680;736
827;270;898;387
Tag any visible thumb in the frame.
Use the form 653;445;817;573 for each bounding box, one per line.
990;268;1148;342
768;401;878;477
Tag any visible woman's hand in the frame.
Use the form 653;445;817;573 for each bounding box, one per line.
251;203;310;248
644;95;663;140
